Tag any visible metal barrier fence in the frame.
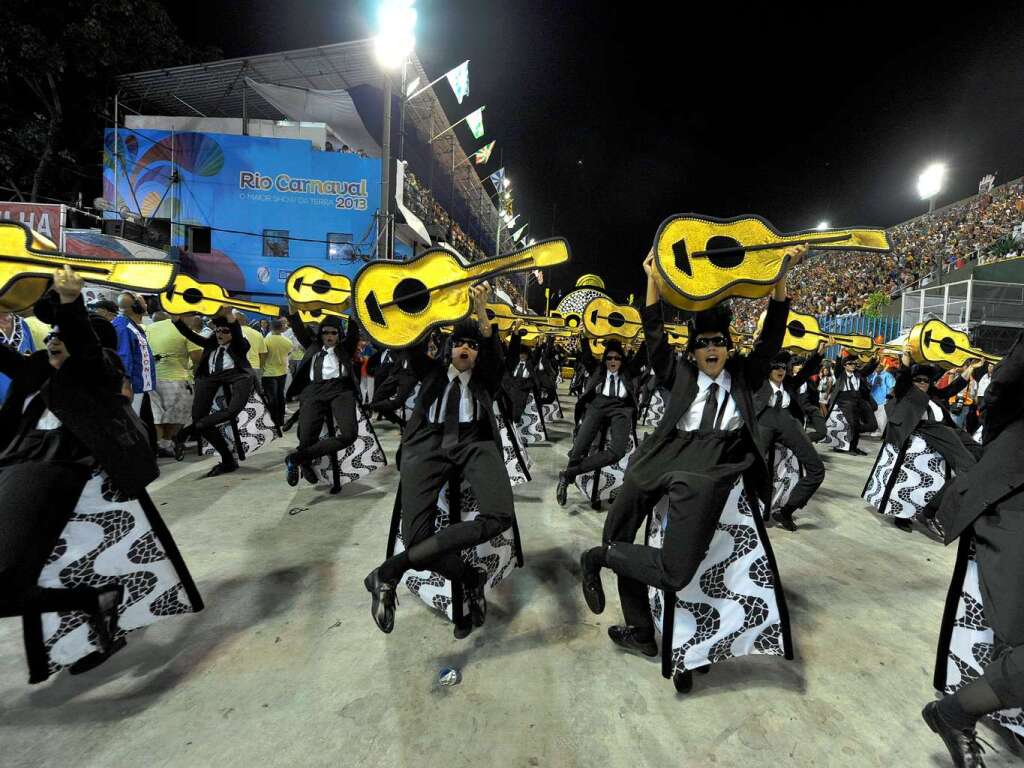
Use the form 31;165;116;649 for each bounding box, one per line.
817;313;901;359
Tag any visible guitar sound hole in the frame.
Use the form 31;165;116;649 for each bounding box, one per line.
789;321;806;337
313;279;331;295
182;288;203;304
394;278;429;314
705;236;745;270
608;312;625;328
939;336;956;355
485;308;495;319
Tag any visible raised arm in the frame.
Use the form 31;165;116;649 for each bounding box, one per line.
741;246;806;387
287;311;315;349
173;318;215;349
790;343;826;389
641;252;675;387
982;332;1024;437
933;361;981;400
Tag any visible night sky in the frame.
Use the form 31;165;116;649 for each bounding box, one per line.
163;0;1024;307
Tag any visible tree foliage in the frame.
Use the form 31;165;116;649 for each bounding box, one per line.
0;0;216;203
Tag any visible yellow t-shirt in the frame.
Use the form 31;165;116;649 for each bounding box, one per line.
145;319;201;382
23;316;51;350
241;325;268;369
263;334;293;377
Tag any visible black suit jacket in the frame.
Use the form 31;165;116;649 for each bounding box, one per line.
826;359;878;414
285;314;361;399
754;352;822;422
404;328;505;453
883;364;968;449
637;297;790;508
0;294;157;496
173;319;251;380
939;331;1024;543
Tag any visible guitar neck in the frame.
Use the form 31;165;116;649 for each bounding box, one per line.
379;255;534;309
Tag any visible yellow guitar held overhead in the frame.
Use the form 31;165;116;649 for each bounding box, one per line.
353;237;571;348
755;308;873;353
908;319;1001;370
161;274;282;317
297;306;348;325
582;296;643;341
286;266;352;311
485;302;566;333
653;214;891;311
0;220;177;312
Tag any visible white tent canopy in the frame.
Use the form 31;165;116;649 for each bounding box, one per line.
245;77;381;157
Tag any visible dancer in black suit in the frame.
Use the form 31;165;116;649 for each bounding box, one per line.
754;344;827;531
364;283;512;640
555;339;641;506
579;246;805;658
922;332;1024;766
826;353;879;455
283;312;361;486
173;312;254;477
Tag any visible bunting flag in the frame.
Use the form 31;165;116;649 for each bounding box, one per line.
489;167;505;190
465;106;486;139
513;223;528;241
445;60;470;104
506;213;521;229
473;140;496;165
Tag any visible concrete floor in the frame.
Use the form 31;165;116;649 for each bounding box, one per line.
1;388;1019;768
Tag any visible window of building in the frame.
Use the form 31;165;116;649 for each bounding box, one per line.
327;232;354;261
263;229;289;258
188;225;212;253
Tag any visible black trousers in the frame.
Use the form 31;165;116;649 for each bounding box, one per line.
801;400;826;442
567;396;632;479
293;382;358;464
836;393;876;450
602;466;740;632
262;375;287;427
400;428;514;583
761;408;826;511
191;371;254;463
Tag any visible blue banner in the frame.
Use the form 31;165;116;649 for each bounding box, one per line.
103;129;382;299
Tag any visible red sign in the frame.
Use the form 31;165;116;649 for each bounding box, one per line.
0;203;64;246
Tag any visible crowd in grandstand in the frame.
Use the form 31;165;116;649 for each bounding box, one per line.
730;178;1024;331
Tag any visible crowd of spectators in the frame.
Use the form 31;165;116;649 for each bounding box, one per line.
730;179;1024;331
323;141;369;158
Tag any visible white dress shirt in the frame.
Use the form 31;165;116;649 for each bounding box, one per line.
514;361;530;378
769;380;791;410
207;344;236;375
977;373;991;398
677;370;743;432
925;399;944;422
798;382;808;395
840;373;860;392
23;393;61;430
309;346;342;382
430;365;477;423
601;371;626;398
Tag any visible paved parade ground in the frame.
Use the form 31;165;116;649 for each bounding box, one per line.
1;389;1019;768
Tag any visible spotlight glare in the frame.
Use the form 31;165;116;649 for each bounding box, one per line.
917;162;947;201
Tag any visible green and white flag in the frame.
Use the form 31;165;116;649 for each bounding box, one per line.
513;223;528;242
445;60;470;104
466;106;486;139
473;140;496;165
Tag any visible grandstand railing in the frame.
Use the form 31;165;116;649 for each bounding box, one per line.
816;313;900;359
901;279;1024;332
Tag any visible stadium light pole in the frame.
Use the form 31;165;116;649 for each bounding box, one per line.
917;162;946;214
374;0;417;260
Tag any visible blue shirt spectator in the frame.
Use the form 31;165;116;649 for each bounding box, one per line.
0;314;36;403
868;368;895;407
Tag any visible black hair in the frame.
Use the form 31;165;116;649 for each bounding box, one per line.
450;319;482;344
911;363;939;381
686;304;733;353
88;315;118;350
602;339;625;360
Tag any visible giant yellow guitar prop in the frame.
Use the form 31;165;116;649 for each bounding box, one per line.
653;214;890;311
353;238;571;348
0;220;176;311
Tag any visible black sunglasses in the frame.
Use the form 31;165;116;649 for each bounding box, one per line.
452;338;479;350
214;327;232;334
321;329;339;336
770;363;787;370
912;376;931;384
44;332;61;344
605;354;623;361
693;335;728;349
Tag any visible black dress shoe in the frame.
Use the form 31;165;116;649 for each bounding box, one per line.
205;461;238;478
364;569;397;634
608;625;657;657
453;616;474;640
301;463;319;485
922;701;988;767
579;551;605;615
285;456;299;487
556;471;569;507
850;447;868;456
894;517;914;533
776;509;797;532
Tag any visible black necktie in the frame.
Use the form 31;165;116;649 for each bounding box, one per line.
314;351;325;382
773;391;782;410
213;347;224;374
516;362;526;378
610;374;619;398
442;377;462;450
699;383;720;431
